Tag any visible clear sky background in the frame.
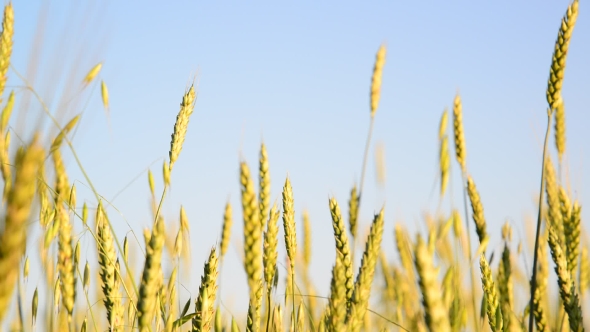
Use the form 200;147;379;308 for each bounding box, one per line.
8;0;590;323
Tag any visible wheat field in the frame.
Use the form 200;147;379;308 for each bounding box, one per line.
0;1;588;332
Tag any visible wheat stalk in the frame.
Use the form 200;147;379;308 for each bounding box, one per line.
220;201;233;260
0;91;14;198
547;224;584;331
479;254;503;332
263;205;279;292
0;140;43;319
241;161;262;294
370;44;386;118
329;197;354;304
0;3;13;100
96;202;123;330
263;205;280;330
282;177;296;270
546;0;579;112
259;143;270;229
530;4;580;327
466;176;488;246
137;219;166;331
101;80;110;110
53;151;76;317
282;177;297;331
169;85;196;171
348;185;359;240
414;234;451;332
554;100;566;162
565;201;581;275
452;94;467;172
246;279;263;332
533;232;549;332
193;247;218;332
347;207;385;332
580;248;588;298
439;135;450;198
83;62;102;84
545;159;563;239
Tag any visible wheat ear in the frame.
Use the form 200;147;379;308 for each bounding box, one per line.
348;185;359;240
347;207;385;332
137;219;166;331
452;94;467;172
534;234;549;332
546;0;579;112
220;201;233;260
370;44;386;118
329;197;354;304
554;100;566;162
466;176;488;246
246;279;263;332
414;234;451;332
565;201;581;275
169;85;196;171
53;151;76;316
0;91;14;198
0;141;43;319
240;161;262;294
193;247;218;332
263;205;280;330
263;205;279;292
547;224;584;331
259;143;270;229
282;177;297;331
96;202;123;330
479;254;503;332
529;4;580;328
0;3;13;99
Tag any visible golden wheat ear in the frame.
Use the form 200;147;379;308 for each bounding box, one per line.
240;161;262;294
0;140;44;320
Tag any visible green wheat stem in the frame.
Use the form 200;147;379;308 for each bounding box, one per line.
265;292;272;332
358;116;374;212
291;268;296;332
528;112;552;332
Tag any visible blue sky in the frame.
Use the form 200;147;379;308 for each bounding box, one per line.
8;0;590;322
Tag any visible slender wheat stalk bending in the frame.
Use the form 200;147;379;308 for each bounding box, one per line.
452;92;480;332
358;44;387;222
530;4;579;330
